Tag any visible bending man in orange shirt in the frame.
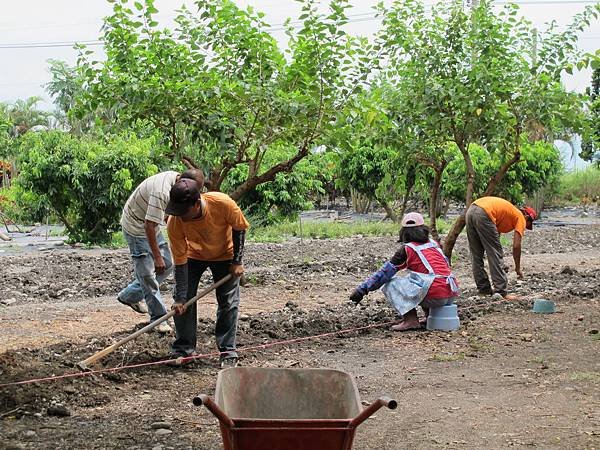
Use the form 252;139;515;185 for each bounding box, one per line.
465;196;536;298
165;178;249;368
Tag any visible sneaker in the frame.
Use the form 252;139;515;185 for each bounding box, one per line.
117;297;148;314
165;351;197;367
220;356;239;369
154;321;172;334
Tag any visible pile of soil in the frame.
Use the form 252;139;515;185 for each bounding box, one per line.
1;223;599;449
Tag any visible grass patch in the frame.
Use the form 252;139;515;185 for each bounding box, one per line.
102;215;447;246
529;356;547;365
248;216;450;243
557;166;600;204
47;227;66;237
104;231;127;249
500;235;511;247
570;371;600;383
430;352;466;362
248;220;400;243
468;337;494;353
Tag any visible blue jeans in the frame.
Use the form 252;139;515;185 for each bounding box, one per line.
118;230;173;321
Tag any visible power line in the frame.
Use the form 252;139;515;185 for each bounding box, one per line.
0;39;103;49
0;12;383;49
0;0;598;49
496;0;599;3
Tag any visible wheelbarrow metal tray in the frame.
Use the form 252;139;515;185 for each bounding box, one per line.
197;367;396;450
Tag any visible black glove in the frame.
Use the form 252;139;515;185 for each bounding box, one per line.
173;263;188;302
349;288;365;304
232;229;246;265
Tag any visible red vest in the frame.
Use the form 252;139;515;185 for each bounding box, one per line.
404;242;457;299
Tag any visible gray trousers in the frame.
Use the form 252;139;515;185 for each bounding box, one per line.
172;259;239;359
465;204;508;295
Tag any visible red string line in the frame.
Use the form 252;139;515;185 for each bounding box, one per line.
0;319;401;388
0;294;534;389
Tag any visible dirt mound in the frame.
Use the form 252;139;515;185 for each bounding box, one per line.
1;226;599;304
2;255;598;417
0;285;544;417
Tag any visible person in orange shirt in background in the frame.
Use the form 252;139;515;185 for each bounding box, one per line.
465;196;537;298
165;178;249;368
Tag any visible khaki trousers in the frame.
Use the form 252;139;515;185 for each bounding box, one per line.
465;204;508;295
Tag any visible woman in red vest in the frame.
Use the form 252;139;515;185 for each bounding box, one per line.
349;212;459;331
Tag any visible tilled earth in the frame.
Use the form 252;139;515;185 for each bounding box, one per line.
0;223;599;449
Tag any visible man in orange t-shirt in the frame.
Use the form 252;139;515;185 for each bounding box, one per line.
165;178;249;368
465;196;536;297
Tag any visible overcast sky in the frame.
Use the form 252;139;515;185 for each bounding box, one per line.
0;0;598;111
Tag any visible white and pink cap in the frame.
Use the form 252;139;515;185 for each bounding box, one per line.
401;212;425;228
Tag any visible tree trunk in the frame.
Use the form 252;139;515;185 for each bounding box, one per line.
442;197;450;218
228;144;310;201
351;189;371;214
55;209;76;238
396;174;416;240
381;200;398;223
530;189;545;217
443;146;521;258
429;162;447;242
443;144;474;258
482;149;521;197
399;188;411;219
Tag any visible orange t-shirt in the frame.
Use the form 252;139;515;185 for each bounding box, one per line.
167;192;250;265
473;196;526;236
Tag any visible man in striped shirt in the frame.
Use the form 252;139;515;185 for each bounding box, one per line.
118;169;205;332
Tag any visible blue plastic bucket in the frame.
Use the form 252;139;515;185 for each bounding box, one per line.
426;304;460;331
532;299;555;314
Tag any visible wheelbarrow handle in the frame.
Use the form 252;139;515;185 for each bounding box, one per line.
193;394;235;429
349;396;398;428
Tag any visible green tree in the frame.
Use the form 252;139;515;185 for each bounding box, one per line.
75;0;372;202
46;60;81;117
7;97;52;135
379;0;597;257
443;141;563;205
222;144;325;225
581;67;600;164
0;105;13;156
15;131;161;243
333;83;418;219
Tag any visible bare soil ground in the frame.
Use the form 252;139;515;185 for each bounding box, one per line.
1;222;599;449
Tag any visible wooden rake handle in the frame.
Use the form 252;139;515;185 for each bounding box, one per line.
76;274;233;371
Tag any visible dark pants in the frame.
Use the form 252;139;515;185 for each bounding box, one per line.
171;259;240;359
466;204;508;295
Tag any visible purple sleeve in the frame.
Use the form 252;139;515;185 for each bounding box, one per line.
358;261;399;293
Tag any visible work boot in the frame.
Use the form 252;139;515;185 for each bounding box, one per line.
154;321;172;334
492;292;519;301
165;351;198;367
117;297;148;314
220;356;239;369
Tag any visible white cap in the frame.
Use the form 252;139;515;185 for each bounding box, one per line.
401;212;425;227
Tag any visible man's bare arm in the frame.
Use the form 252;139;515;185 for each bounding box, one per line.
512;232;523;279
144;220;166;274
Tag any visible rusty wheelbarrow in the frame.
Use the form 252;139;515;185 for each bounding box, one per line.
193;367;397;450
